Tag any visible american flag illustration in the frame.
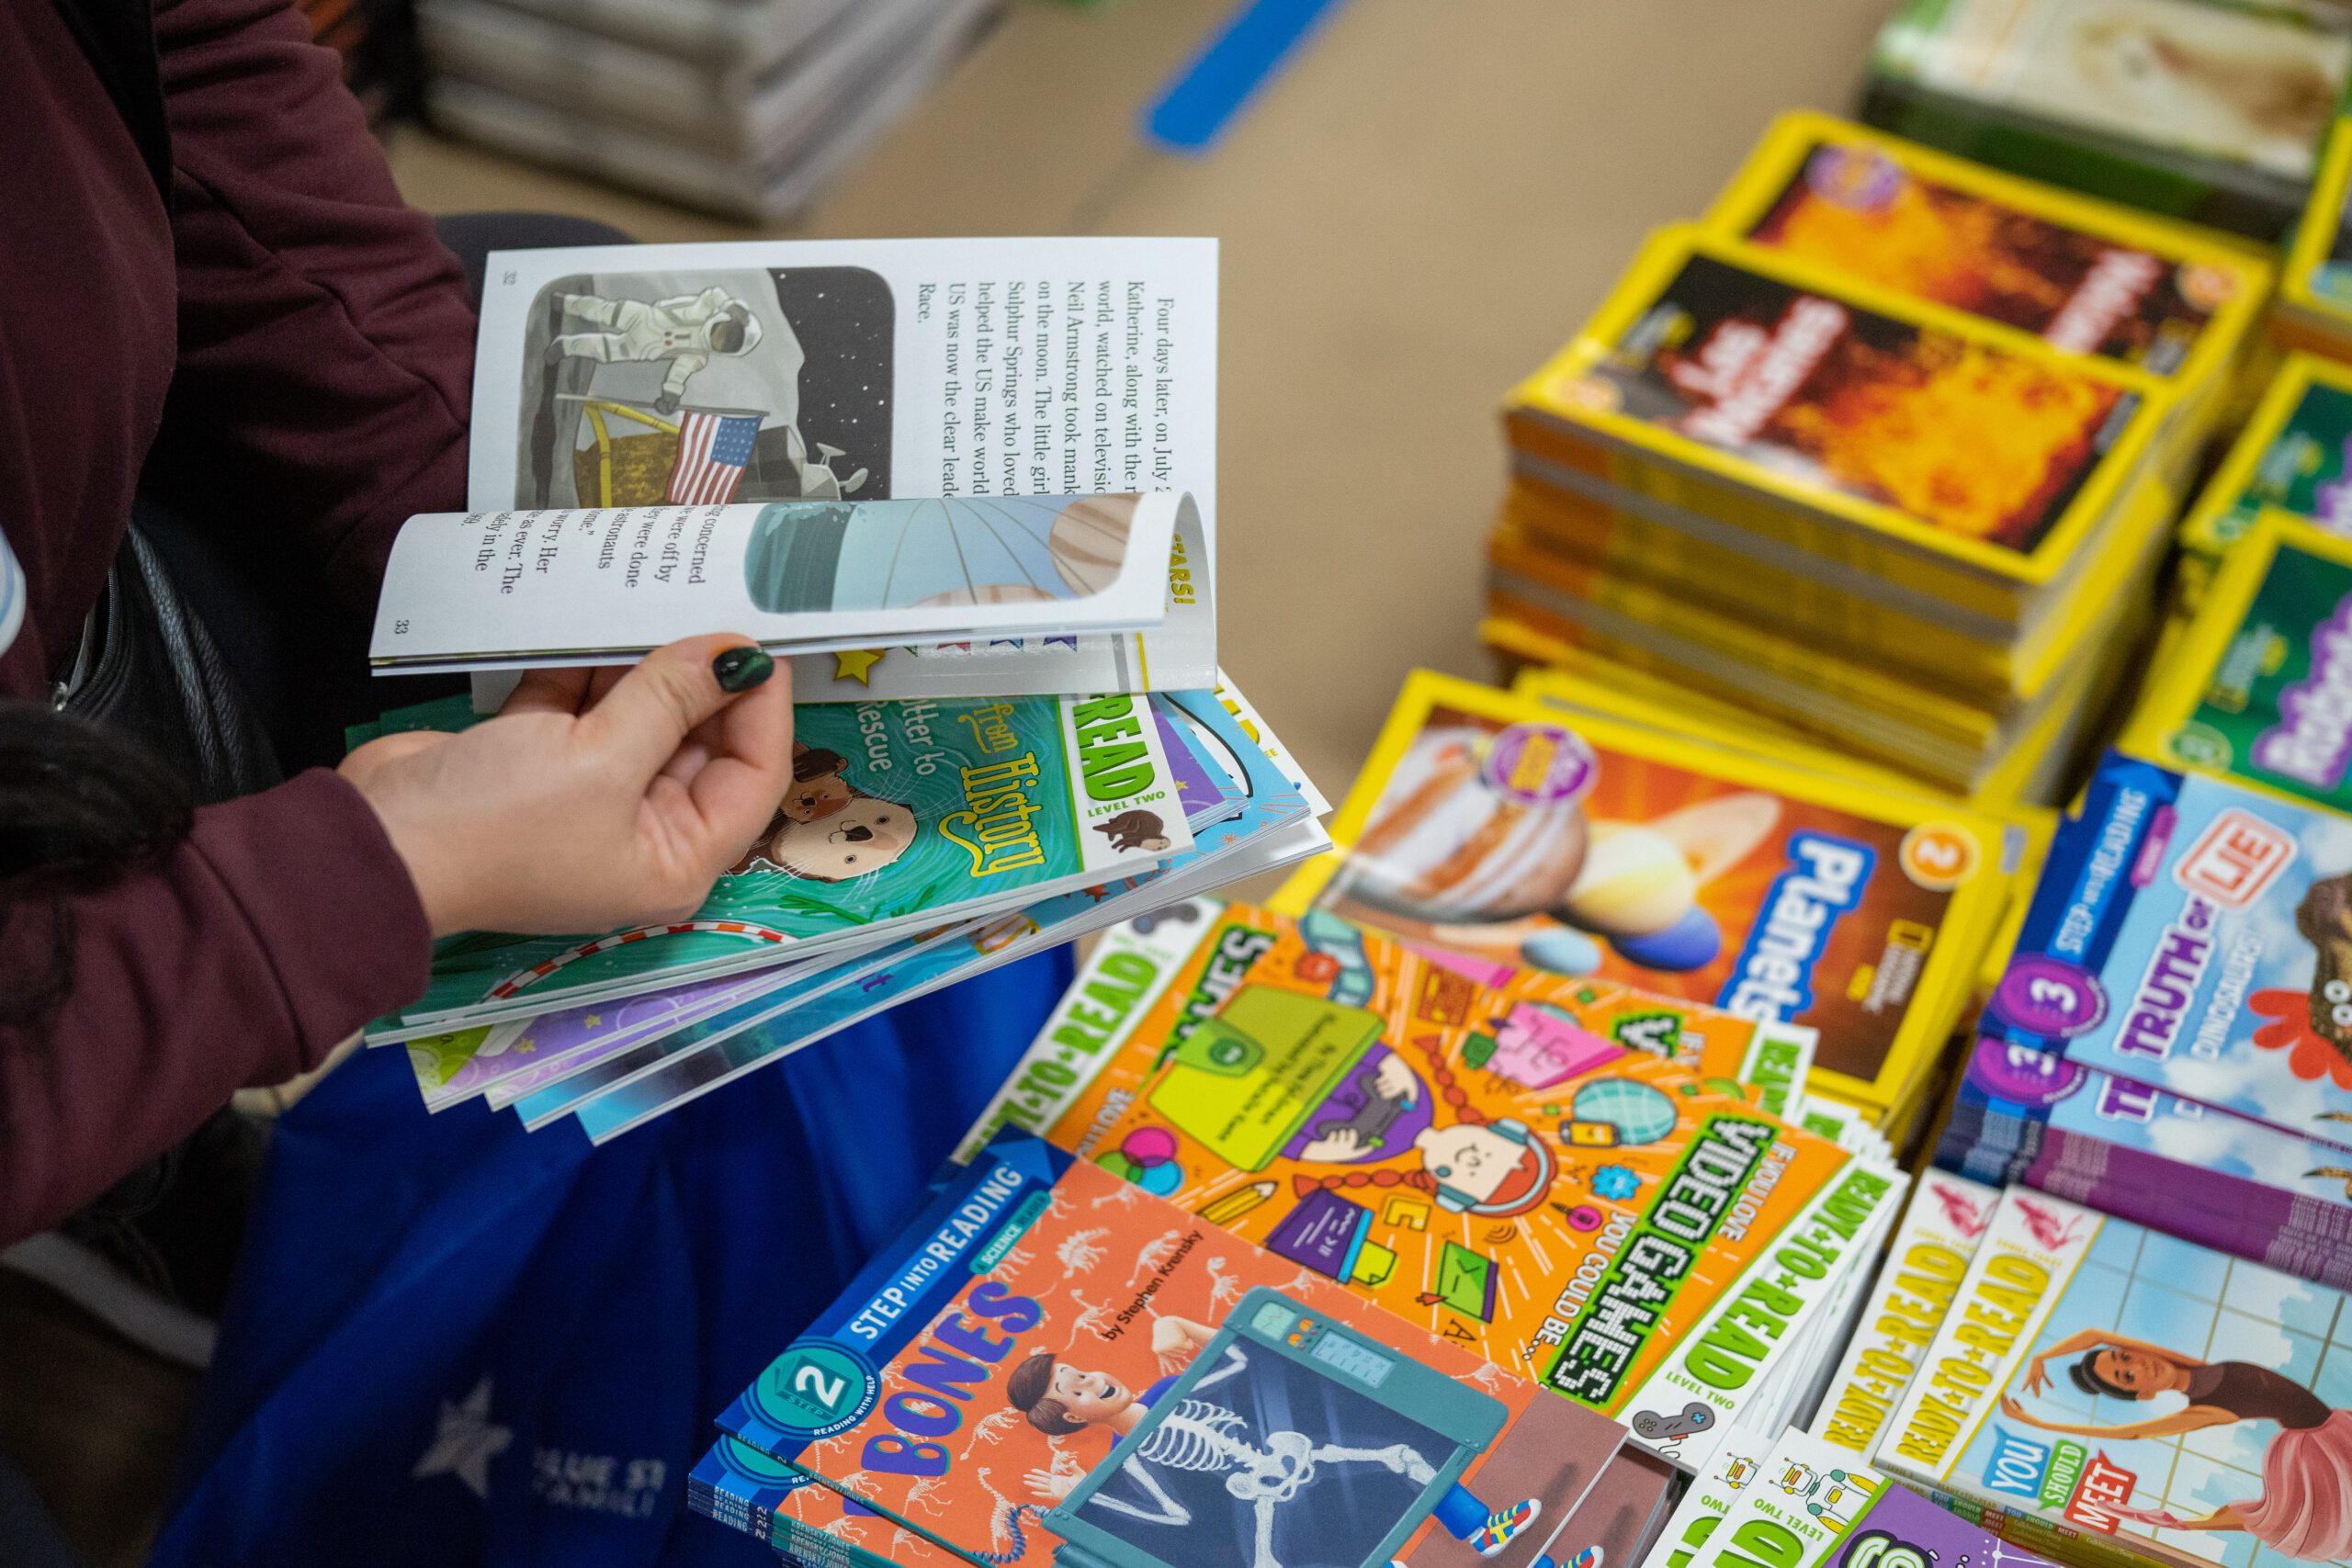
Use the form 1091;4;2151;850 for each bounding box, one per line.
665;410;763;506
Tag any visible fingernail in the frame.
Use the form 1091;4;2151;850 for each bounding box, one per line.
712;646;774;693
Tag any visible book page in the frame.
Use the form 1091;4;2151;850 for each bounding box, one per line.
464;236;1218;698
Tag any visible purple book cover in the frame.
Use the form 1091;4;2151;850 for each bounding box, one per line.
1945;1035;2352;1288
413;961;824;1110
1828;1473;2056;1568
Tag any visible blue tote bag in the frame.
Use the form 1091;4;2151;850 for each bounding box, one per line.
150;947;1071;1568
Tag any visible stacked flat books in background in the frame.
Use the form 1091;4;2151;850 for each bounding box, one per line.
2278;87;2352;356
417;0;1000;220
355;236;1338;1141
1486;112;2272;805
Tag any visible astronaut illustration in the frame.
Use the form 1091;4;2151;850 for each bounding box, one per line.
545;286;764;414
1010;1315;1574;1566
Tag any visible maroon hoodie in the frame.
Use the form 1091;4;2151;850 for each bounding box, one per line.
0;0;471;1237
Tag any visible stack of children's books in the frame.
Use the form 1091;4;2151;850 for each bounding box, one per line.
1487;112;2273;804
1259;669;2022;1135
418;0;1000;220
690;1129;1677;1568
960;897;1916;1472
1860;0;2352;241
356;237;1339;1140
2278;90;2352;358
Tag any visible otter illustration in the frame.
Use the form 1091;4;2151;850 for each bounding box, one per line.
730;741;921;883
1095;810;1171;854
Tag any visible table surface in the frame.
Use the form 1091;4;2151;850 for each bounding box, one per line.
389;0;1897;821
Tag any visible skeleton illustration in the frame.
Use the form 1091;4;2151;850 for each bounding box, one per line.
1060;1289;1117;1349
1010;1316;1546;1566
958;1407;1026;1461
1080;1348;1441;1568
1204;1256;1246;1315
1131;1228;1187;1282
902;1472;955;1517
1057;1227;1112;1274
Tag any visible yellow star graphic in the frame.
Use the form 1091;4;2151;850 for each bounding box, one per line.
832;648;887;685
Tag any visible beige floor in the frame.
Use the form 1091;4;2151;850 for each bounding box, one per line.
390;0;1896;801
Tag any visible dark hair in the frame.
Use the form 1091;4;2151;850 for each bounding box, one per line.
793;747;846;783
1005;1349;1083;1436
2070;1352;2135;1401
0;702;195;1029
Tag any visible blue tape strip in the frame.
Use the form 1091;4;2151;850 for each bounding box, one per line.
1144;0;1349;153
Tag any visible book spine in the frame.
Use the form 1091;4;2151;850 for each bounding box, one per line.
1940;1109;2352;1289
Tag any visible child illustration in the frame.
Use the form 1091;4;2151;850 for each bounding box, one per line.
1096;810;1172;854
1996;1328;2352;1561
1295;1037;1557;1218
730;743;920;882
545;286;764;414
1008;1314;1578;1565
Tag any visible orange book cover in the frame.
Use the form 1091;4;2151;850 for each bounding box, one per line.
701;1134;1628;1567
1049;908;1901;1470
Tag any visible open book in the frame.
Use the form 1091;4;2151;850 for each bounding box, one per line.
410;234;1220;697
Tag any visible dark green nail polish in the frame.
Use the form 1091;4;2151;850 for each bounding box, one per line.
712;646;774;693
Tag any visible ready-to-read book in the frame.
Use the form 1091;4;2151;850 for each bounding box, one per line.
1880;1187;2352;1568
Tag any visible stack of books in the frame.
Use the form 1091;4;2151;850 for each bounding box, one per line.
1486;113;2272;805
351;235;1343;1141
683;890;1925;1561
416;0;1000;220
2278;89;2352;357
1860;0;2352;240
959;898;1916;1469
690;1129;1680;1568
1270;669;2019;1130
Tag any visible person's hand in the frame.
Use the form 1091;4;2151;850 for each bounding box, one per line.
653;390;683;416
340;635;791;938
1023;1469;1076;1504
2020;1354;2054;1396
1999;1394;2030;1423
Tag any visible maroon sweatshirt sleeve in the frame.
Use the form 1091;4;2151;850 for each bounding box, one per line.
1;772;432;1238
145;0;479;613
0;0;479;1240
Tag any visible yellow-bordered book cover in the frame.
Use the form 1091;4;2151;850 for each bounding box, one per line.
1508;224;2177;592
1704;109;2270;404
2279;111;2352;344
2124;508;2352;817
1498;655;2062;1016
1272;671;2009;1111
2177;351;2352;561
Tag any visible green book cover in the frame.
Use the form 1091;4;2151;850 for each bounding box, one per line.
405;692;1193;1027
